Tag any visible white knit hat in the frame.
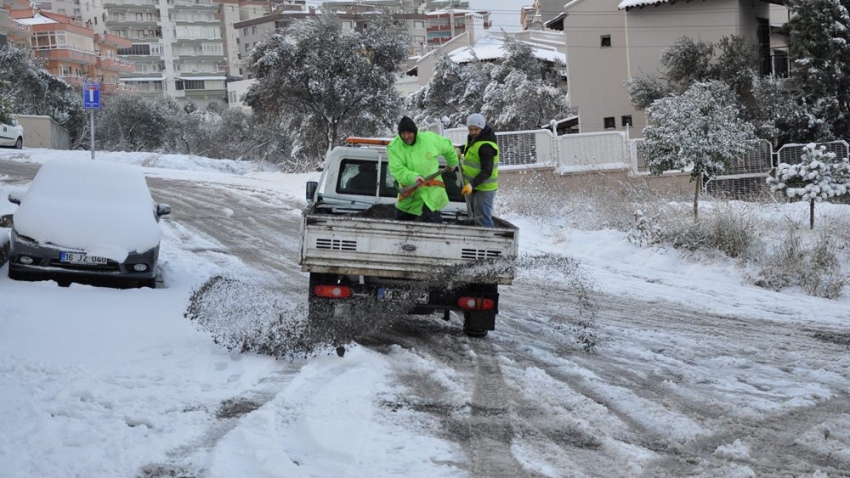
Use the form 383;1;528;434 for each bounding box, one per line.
467;113;486;129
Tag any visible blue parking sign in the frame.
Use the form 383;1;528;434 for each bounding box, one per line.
83;83;100;109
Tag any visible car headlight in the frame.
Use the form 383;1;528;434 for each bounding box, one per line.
18;256;34;265
132;264;148;272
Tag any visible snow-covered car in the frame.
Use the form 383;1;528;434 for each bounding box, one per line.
6;158;171;288
0;115;24;149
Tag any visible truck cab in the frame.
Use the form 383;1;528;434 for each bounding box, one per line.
306;141;468;217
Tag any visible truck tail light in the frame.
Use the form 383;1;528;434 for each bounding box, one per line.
313;285;352;299
457;297;494;311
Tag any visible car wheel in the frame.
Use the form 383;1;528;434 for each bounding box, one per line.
14;137;22;149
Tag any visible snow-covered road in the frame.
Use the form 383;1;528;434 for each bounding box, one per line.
2;152;850;477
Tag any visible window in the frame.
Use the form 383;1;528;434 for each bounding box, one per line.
603;117;615;129
337;159;397;197
251;26;257;35
136;13;143;21
621;115;632;127
118;43;151;56
601;35;611;48
61;65;72;76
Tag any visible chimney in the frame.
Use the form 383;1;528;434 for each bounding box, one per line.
466;12;484;46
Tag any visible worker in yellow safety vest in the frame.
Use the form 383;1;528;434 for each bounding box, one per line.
460;113;499;227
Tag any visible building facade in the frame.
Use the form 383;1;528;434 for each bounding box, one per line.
558;0;786;136
78;0;231;106
10;9;132;93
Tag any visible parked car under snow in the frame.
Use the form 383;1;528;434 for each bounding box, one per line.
6;158;171;288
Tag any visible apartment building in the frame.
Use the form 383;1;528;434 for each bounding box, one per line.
543;0;788;136
233;3;430;80
77;0;230;107
9;9;132;93
33;0;79;18
425;8;489;46
0;7;12;46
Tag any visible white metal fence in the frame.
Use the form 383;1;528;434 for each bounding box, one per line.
433;123;850;198
776;140;849;165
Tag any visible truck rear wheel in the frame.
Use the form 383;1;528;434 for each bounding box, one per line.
463;311;494;338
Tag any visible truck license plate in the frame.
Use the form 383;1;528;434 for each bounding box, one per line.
378;288;429;304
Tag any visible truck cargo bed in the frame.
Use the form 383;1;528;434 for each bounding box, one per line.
300;206;518;284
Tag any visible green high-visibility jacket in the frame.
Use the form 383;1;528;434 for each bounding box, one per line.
388;131;460;216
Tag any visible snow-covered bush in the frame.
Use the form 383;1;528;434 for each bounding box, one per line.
752;229;846;299
766;143;850;229
629;202;757;259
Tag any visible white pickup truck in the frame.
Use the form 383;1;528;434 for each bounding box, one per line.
299;139;519;338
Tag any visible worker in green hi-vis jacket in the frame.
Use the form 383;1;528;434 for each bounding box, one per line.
387;116;460;223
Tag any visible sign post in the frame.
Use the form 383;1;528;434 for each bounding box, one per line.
83;82;101;159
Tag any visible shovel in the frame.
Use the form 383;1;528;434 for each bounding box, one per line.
398;166;454;199
459;157;474;222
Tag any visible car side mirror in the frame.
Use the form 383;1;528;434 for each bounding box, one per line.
8;192;21;205
156;204;172;216
306;181;318;202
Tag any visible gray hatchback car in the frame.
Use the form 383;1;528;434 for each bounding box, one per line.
7;158;171;288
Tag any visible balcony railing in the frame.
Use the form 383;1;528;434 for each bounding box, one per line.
35;48;98;65
103;0;158;6
97;57;134;72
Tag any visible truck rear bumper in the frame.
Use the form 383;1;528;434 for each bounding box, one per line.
308;273;499;321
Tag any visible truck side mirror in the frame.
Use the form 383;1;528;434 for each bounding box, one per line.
8;192;21;205
157;204;172;216
306;181;318;202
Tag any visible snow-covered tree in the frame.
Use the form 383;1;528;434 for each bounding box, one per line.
625;73;673;110
0;44;87;147
640;81;756;219
749;75;831;146
96;94;182;152
407;36;570;130
786;0;850;140
627;35;759;112
767;143;850;229
714;35;759;96
660;36;715;92
406;51;483;128
244;13;407;161
482;69;570;131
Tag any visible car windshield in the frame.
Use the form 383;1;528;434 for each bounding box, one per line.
13;158;161;258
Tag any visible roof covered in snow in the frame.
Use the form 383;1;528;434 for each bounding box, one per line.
15;13;59;25
618;0;668;9
447;36;565;65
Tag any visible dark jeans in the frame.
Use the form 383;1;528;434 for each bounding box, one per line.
396;205;443;223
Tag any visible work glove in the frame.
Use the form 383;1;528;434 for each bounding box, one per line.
461;184;472;196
